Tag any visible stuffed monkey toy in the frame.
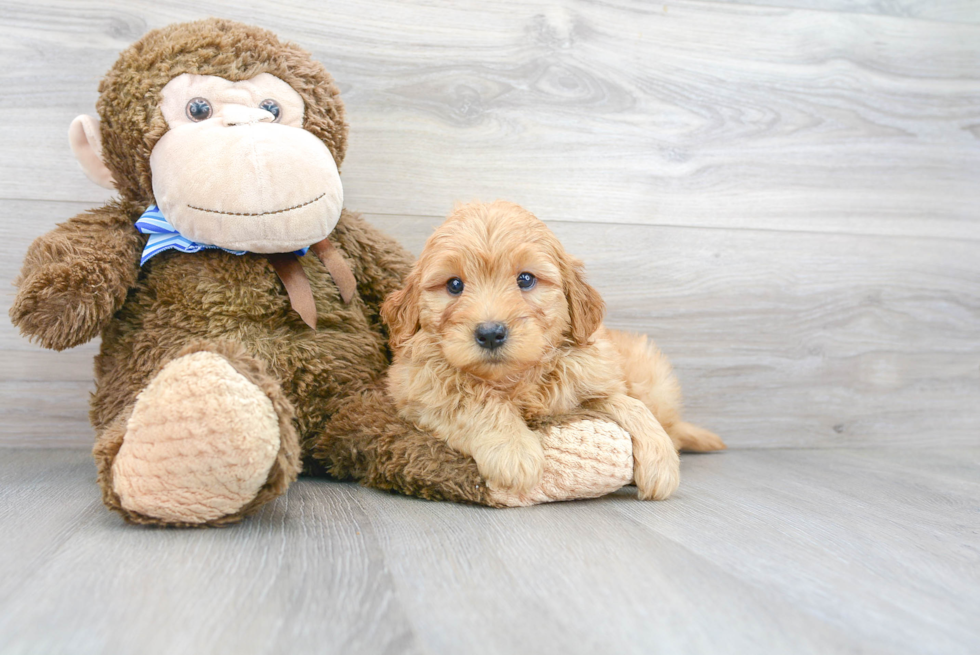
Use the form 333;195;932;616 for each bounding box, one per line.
10;19;634;526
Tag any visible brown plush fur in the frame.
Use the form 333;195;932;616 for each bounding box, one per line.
97;19;347;204
9;200;146;351
383;202;725;499
319;381;494;505
10;19;499;525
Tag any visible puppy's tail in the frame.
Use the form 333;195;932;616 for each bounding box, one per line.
667;420;727;452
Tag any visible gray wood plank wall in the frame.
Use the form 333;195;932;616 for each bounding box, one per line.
1;0;977;448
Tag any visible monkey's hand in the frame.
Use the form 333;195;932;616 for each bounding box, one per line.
488;418;634;507
10;201;144;351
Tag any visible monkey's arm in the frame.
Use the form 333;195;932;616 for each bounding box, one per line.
9;199;145;351
329;209;415;324
315;380;496;505
315;380;634;507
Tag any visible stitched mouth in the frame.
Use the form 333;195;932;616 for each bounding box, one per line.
187;192;326;217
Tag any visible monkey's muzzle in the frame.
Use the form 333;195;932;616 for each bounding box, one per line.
149;120;344;253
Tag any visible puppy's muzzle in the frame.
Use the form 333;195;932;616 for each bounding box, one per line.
474;322;508;351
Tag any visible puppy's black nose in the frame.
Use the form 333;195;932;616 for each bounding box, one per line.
474;322;508;351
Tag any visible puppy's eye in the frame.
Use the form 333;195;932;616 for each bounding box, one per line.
446;277;464;295
517;272;537;290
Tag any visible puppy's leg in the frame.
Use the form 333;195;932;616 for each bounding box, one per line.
589;393;680;500
604;328;726;452
426;399;545;494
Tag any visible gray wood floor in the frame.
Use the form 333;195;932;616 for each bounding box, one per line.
0;447;977;655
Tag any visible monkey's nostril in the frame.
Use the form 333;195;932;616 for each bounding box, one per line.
474;322;508;351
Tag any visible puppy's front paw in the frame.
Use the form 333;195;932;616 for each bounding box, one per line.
476;434;545;494
634;441;680;501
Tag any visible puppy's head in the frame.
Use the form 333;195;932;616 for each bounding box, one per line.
382;201;604;381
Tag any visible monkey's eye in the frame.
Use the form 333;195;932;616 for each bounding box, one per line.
517;272;537;290
259;99;281;122
446;277;464;296
185;97;212;122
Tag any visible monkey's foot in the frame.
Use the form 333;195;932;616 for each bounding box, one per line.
110;351;287;524
489;420;633;507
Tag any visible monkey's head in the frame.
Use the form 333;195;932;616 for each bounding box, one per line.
70;19;348;253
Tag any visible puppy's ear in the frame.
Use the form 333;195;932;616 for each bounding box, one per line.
564;258;605;345
381;271;421;351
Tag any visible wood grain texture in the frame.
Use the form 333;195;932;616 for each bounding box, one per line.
3;202;978;447
0;0;978;239
704;0;980;24
0;450;423;655
1;0;978;449
0;447;977;654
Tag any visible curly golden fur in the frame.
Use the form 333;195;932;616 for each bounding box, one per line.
382;201;725;499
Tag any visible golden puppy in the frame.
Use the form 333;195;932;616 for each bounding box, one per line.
382;201;725;500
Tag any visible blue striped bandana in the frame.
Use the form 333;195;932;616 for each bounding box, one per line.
135;205;310;265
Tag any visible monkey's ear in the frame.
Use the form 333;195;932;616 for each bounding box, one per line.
68;115;115;190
